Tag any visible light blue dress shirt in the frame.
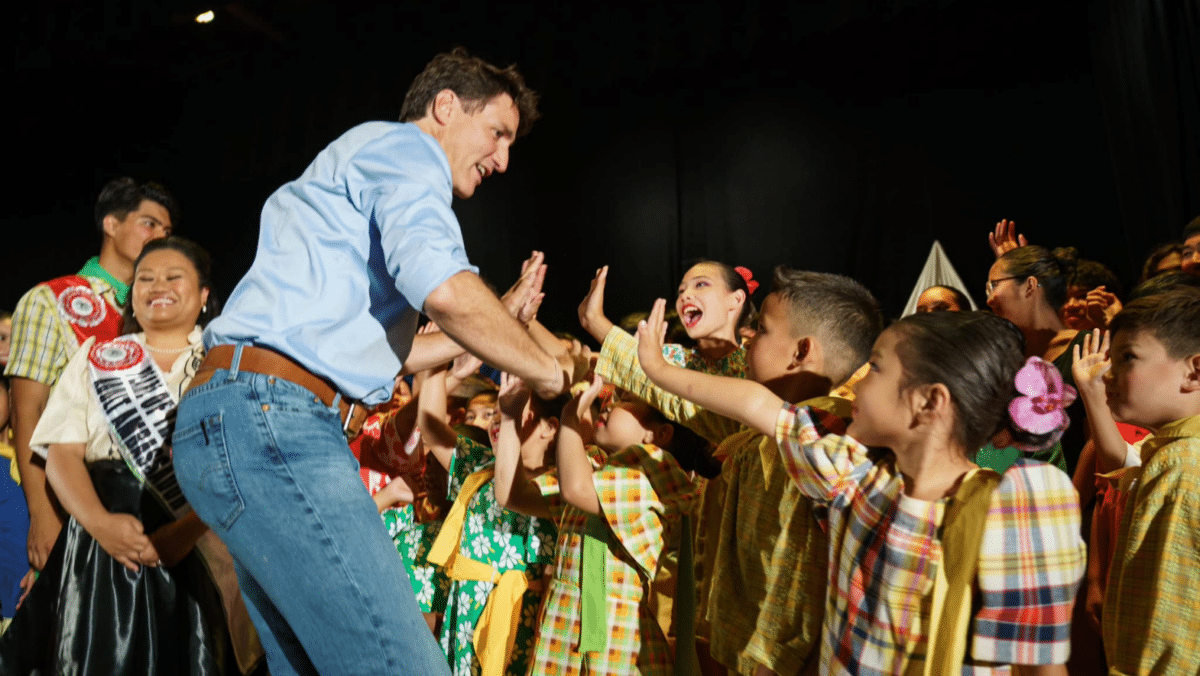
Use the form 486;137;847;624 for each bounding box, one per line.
207;122;477;405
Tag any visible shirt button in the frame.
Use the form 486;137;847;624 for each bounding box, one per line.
268;377;276;384
314;396;321;404
262;404;270;412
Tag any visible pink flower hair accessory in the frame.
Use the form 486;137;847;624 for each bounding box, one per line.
1009;356;1077;442
734;266;759;295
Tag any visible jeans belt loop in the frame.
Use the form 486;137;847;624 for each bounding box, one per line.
228;343;246;380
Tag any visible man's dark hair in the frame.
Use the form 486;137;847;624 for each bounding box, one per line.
94;177;179;236
1110;287;1200;360
1129;270;1200;301
400;47;540;138
769;267;884;386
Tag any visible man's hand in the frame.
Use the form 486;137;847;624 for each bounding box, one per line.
988;218;1027;258
1085;287;1122;329
1072;329;1111;406
578;266;615;343
501;251;547;320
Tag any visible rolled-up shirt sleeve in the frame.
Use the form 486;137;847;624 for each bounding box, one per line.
349;130;476;312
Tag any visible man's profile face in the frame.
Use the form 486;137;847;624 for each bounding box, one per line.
1182;233;1200;275
106;199;172;263
438;92;520;199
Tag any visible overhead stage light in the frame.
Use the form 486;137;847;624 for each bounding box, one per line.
195;10;215;23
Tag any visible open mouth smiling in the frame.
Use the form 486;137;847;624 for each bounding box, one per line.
681;304;703;328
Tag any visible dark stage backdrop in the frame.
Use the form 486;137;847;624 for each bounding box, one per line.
5;0;1198;341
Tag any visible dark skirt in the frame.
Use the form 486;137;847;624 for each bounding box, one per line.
0;459;237;675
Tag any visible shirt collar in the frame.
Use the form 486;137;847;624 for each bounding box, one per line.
77;256;130;306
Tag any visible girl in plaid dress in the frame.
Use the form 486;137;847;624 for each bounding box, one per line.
634;303;1088;675
494;373;704;676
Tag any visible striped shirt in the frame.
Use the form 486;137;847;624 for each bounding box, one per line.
1103;414;1200;676
776;404;1085;675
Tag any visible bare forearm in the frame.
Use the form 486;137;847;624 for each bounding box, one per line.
399;332;467;376
415;370;456;470
1080;393;1128;473
580;313;615;345
557;426;600;514
425;272;562;397
643;362;783;437
528;320;568;359
10;379;56;514
150;512;209;567
44;444;107;531
493;419;551;518
1014;664;1066;676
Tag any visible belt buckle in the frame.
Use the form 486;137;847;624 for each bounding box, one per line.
342;402;358;441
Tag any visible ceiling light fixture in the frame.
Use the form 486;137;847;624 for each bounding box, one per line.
195;10;215;23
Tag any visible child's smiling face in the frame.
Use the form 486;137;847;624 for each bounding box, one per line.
676;263;744;341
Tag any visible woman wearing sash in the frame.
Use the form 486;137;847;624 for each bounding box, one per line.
0;237;259;675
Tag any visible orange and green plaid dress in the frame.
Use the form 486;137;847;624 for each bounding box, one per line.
530;444;699;675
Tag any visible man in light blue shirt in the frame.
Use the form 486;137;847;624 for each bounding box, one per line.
172;49;568;676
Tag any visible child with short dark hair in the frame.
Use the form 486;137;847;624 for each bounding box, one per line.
634;304;1086;674
594;267;884;676
1101;287;1200;675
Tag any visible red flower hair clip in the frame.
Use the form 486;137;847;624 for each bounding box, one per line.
735;266;759;295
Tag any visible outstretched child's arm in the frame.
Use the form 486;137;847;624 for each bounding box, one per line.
636;298;784;437
557;375;606;515
416;363;457;471
492;374;552;519
578;266;616;344
1072;329;1132;473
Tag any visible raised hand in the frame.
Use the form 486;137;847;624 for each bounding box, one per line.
636;298;671;378
449;351;484;382
517;289;545;326
988;218;1027;258
498;372;533;421
1071;328;1111;404
501;251;547;319
1085;287;1122;329
578;266;613;342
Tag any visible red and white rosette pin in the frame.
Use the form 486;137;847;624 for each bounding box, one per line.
57;285;107;328
88;339;145;372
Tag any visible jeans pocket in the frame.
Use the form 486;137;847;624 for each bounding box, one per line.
174;414;246;530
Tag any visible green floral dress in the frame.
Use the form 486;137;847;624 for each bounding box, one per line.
382;506;450;613
437;436;557;676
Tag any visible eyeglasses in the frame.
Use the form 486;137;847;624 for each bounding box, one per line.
985;276;1021;296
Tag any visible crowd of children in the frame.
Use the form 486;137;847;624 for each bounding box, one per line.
304;215;1200;676
6;215;1200;676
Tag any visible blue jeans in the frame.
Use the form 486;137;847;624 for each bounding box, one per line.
172;346;449;676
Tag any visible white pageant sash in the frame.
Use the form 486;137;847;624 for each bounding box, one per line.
88;337;189;518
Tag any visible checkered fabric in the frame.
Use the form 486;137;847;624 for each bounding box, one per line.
438;436;556;676
707;397;855;676
5;275;119;384
528;444;698;675
775;404;1085;675
1104;415;1200;676
595;327;744;446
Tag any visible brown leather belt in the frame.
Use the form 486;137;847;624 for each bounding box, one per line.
187;344;370;439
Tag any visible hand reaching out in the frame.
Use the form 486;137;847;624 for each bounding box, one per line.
988;218;1027;258
578;266;613;342
561;374;604;446
1085;287;1122;329
498;373;533;421
502;251;547;320
1072;328;1111;404
636;298;671;379
449;352;484;382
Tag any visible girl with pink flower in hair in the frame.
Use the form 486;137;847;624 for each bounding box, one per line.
633;304;1087;675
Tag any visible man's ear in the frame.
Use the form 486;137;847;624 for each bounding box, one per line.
102;213;120;238
1181;354;1200;393
431;89;459;126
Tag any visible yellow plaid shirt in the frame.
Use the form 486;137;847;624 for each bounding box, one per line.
4;275;121;385
1104;414;1200;675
